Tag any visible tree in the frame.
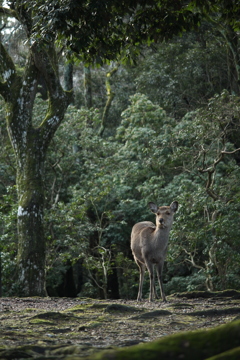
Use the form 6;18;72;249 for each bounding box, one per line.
132;31;230;117
0;7;72;295
189;0;240;94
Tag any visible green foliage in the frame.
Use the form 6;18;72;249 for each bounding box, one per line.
163;92;240;292
27;0;200;65
133;32;229;117
0;186;18;295
32;91;240;297
0;99;15;195
165;273;207;294
2;84;240;298
0;99;18;295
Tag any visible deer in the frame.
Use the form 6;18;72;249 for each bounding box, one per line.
131;201;178;302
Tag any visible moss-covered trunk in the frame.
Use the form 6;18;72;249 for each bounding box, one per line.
16;131;47;296
1;32;71;296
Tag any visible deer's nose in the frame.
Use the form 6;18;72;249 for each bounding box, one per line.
159;218;164;224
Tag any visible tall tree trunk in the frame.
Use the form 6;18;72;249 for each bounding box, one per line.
16;134;47;295
0;38;72;296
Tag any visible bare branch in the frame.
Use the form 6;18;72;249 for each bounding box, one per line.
221;147;240;155
183;248;204;270
30;41;72;147
198;147;240;200
0;7;19;20
198;152;224;173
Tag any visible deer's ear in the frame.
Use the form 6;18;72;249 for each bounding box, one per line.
170;201;178;213
148;202;158;213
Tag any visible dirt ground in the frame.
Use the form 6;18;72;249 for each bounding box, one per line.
0;290;240;359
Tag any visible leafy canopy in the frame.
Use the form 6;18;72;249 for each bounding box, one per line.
8;0;200;64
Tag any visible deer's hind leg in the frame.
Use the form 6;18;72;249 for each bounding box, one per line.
145;260;155;302
156;259;166;302
153;266;159;300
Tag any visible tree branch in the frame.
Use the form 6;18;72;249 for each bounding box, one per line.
0;41;17;99
183;248;204;270
5;53;39;147
0;6;19;20
99;63;119;137
221;148;240;155
198;147;240;200
30;41;72;147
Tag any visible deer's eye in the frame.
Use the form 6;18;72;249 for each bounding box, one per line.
166;211;170;215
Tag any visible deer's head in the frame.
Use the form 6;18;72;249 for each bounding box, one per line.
148;201;178;229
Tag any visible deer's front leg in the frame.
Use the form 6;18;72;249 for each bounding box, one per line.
136;260;145;301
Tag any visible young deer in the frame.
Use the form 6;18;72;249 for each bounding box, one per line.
131;201;178;302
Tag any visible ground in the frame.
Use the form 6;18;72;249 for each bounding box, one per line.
1;290;240;359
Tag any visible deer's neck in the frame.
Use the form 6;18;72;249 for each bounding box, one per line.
154;225;171;239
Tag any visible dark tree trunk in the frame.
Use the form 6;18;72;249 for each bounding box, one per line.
107;264;120;299
16;132;47;295
56;262;77;297
0;37;72;296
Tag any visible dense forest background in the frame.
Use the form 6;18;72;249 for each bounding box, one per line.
1;2;240;299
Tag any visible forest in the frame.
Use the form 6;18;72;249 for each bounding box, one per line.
0;0;240;300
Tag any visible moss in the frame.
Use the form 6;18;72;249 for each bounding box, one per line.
131;310;172;320
67;303;92;312
49;327;72;334
31;311;75;321
0;348;32;359
104;304;142;313
79;321;103;331
170;303;195;309
51;345;90;356
96;314;109;323
88;320;240;360
206;347;240;359
29;318;54;325
1;297;240;359
188;308;240;317
172;290;240;299
90;303;111;310
21;308;38;312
